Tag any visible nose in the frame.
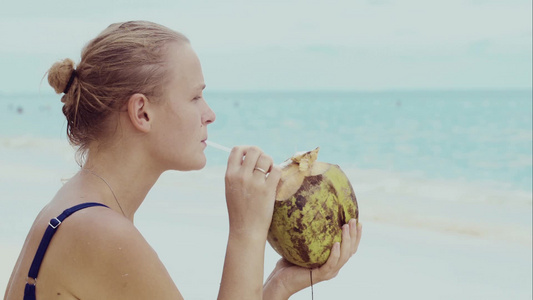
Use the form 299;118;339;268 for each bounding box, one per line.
202;101;216;125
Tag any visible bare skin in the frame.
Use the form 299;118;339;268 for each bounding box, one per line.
4;42;362;300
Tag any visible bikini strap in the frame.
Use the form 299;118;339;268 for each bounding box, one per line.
24;202;109;300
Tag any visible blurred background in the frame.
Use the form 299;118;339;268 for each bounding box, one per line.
0;0;531;93
1;1;531;299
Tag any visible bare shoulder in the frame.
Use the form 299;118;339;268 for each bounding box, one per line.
47;206;184;300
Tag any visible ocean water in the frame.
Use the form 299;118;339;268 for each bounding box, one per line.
1;90;532;193
1;90;532;299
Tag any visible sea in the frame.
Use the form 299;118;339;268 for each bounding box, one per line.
1;89;532;299
2;89;531;193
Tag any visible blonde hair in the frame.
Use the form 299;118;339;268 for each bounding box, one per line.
48;21;189;162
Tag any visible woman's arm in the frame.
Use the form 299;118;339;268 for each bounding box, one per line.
263;220;363;299
218;146;281;300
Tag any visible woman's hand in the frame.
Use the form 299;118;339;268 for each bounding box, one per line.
224;146;281;239
219;146;282;299
263;219;363;300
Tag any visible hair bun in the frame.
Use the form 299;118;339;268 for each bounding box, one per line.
48;58;76;94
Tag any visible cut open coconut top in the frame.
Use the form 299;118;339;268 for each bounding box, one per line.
276;147;331;201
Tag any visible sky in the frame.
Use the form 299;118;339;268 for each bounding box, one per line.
0;0;531;93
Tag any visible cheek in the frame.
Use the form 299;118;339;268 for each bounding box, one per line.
183;108;203;131
158;105;201;145
173;113;201;144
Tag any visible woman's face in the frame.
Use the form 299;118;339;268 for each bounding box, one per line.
149;42;216;171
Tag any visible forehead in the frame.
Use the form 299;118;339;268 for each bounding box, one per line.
166;43;204;92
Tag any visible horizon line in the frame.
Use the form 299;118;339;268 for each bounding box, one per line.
1;87;532;97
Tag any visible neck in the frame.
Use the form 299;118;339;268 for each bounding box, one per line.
81;145;162;221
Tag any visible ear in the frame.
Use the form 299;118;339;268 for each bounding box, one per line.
127;93;152;133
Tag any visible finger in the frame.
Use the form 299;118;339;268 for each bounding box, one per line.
337;223;352;266
268;259;287;280
266;165;282;187
349;219;358;255
253;154;273;178
256;154;273;171
241;146;262;171
353;222;363;254
276;258;291;269
317;242;341;281
226;146;246;171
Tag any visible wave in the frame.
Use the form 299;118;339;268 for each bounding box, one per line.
342;168;532;245
1;135;531;246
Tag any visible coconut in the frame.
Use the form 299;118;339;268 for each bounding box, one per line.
267;147;359;268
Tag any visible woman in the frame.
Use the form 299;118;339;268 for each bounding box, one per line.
4;21;362;299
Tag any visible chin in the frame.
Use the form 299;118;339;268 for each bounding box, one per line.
175;156;206;171
191;160;207;170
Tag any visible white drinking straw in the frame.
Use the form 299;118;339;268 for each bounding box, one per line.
206;140;232;153
207;140;282;169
